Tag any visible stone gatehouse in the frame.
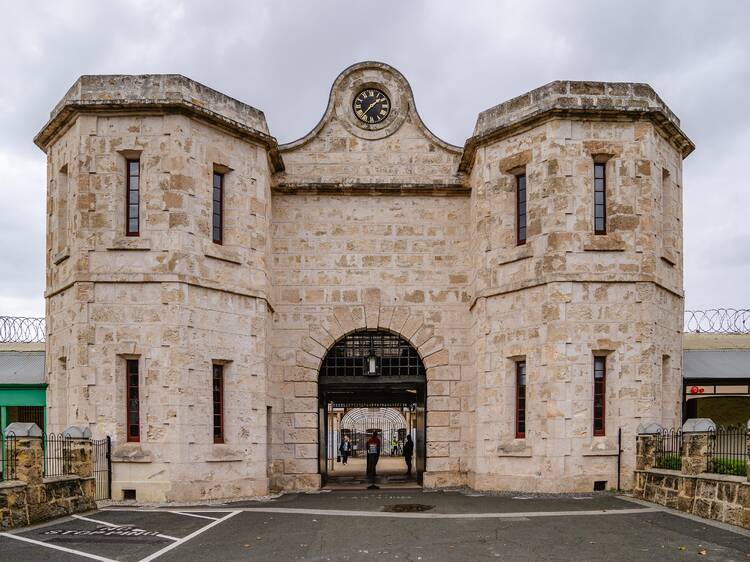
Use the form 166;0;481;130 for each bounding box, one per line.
35;62;694;502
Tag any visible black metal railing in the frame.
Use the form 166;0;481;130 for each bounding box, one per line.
685;309;750;334
1;432;17;481
706;427;748;476
655;428;683;470
92;437;112;500
0;316;46;343
44;433;73;477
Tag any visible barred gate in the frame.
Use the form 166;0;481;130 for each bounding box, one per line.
92;437;111;500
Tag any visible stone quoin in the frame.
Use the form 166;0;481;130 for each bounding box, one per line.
34;62;693;501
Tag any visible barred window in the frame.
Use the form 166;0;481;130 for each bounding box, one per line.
594;163;606;235
213;364;224;444
212;172;223;244
516;173;527;245
126;160;140;236
593;356;606;436
126;359;140;442
516;361;526;438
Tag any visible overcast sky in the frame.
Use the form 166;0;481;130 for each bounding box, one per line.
0;0;748;317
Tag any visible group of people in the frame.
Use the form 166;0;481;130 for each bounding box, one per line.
338;433;414;482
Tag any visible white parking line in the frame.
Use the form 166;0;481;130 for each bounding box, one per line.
72;514;179;542
0;532;117;562
72;514;121;527
138;510;241;562
167;511;220;521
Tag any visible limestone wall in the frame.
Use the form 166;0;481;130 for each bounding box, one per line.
40;78;276;501
468;113;685;491
36;66;694;499
269;193;473;489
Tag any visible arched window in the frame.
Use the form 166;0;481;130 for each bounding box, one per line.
319;331;425;378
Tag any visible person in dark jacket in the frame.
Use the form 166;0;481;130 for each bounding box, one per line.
366;432;381;485
403;435;414;477
339;435;351;465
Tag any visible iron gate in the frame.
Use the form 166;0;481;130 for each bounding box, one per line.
92;437;111;500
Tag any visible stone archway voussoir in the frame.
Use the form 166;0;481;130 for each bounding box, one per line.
300;335;326;359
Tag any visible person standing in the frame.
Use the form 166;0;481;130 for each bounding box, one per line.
391;436;398;456
366;431;381;486
339;435;350;465
403;435;414;478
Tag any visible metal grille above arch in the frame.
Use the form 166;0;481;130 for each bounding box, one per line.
319;331;425;379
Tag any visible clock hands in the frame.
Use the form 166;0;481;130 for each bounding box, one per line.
363;97;385;116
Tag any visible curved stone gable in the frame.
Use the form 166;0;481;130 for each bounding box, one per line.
277;62;464;191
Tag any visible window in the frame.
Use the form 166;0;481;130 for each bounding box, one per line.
212;172;224;244
515;361;526;438
516;173;527;245
126;160;140;236
594;163;606;234
213;364;224;444
126;359;140;442
593;356;606;436
56;165;69;253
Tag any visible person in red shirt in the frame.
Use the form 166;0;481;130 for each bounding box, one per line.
366;431;381;486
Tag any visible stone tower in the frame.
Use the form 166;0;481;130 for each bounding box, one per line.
35;63;693;501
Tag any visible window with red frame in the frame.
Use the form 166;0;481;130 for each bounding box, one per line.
212;172;223;244
126;359;140;442
594;163;606;234
515;360;527;438
593;356;606;436
126;160;140;236
516;173;527;245
213;364;224;443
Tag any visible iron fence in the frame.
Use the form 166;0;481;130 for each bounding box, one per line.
44;433;73;477
655;428;683;470
706;427;748;476
92;437;112;500
1;432;17;481
684;309;750;334
0;316;46;343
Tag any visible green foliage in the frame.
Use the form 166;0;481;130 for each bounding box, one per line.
709;457;747;476
656;454;682;470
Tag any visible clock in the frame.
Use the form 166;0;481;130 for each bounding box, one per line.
353;88;390;124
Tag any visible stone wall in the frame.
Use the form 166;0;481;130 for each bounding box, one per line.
0;424;96;529
40;84;275;501
634;422;750;529
35;63;695;499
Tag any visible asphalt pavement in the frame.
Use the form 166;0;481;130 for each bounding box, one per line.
0;489;748;561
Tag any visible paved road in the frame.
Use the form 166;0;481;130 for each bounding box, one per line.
0;490;748;561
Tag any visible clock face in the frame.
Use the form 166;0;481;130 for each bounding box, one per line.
353;89;390;124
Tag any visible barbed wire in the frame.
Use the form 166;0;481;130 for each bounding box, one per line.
0;316;46;343
0;310;746;342
684;309;750;334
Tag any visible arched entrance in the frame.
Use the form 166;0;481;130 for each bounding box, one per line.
318;330;427;486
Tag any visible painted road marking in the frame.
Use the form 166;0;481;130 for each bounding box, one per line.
72;514;120;527
0;531;117;562
104;506;660;519
70;514;179;541
138;510;241;562
167;511;221;521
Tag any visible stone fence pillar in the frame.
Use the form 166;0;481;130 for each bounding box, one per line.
63;426;93;479
4;423;43;485
681;418;715;476
635;422;664;470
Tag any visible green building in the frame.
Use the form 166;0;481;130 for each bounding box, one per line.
0;346;46;432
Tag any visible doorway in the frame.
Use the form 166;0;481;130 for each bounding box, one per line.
317;330;427;486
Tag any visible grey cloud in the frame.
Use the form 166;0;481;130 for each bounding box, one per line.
1;0;749;315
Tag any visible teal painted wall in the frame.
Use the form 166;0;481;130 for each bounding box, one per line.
0;385;46;431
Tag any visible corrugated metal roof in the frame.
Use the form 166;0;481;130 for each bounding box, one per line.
0;351;45;384
684;349;750;380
